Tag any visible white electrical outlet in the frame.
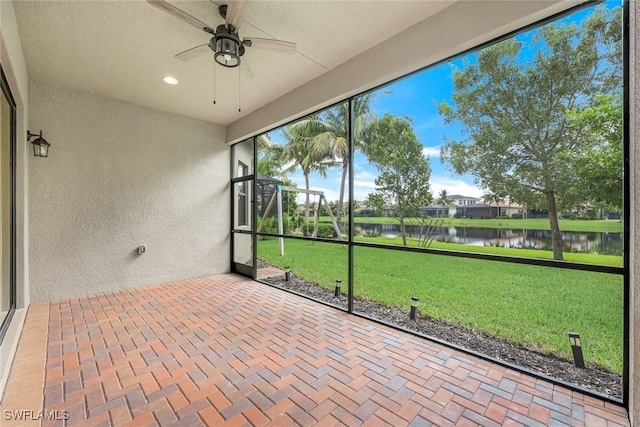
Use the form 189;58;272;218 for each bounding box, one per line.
138;245;146;254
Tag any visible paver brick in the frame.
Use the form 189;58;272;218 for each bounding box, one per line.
28;274;628;427
484;401;508;423
441;400;465;423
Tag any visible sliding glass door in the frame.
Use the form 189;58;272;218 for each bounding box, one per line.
0;68;16;342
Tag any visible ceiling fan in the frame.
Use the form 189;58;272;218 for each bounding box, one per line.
148;0;297;69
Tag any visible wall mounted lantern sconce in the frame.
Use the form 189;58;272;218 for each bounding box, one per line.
27;130;51;158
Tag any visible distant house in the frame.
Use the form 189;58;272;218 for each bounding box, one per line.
429;195;527;219
527;208;548;218
453;204;495;218
450;195;481;206
490;199;525;218
354;200;375;217
421;205;450;218
449;195;480;218
416;195;479;218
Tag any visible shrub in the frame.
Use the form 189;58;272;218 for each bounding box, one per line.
511;213;524;219
585;209;599;220
258;214;303;235
302;223;336;238
259;216;277;234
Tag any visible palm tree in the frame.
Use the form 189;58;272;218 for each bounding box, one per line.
257;147;285;179
256;133;288;179
281;124;329;227
287;94;376;227
435;189;454;218
483;191;506;217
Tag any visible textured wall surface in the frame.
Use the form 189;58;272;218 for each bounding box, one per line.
28;80;229;302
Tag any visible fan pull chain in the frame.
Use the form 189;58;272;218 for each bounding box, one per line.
212;61;217;105
238;66;242;112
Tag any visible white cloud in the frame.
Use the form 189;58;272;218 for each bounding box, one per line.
287;165;483;205
354;169;377;182
352;170;377;201
353;180;376;190
288;174;305;188
422;146;441;158
430;176;483;198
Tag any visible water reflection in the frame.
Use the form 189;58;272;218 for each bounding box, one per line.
354;224;622;255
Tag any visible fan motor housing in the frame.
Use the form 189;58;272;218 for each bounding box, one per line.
209;25;245;67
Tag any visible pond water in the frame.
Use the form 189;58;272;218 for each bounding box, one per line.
353;223;622;255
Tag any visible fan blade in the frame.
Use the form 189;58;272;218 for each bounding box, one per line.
175;44;211;61
243;37;297;54
147;0;215;34
242;56;257;79
225;0;248;31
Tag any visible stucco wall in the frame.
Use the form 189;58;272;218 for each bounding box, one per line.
28;80;229;302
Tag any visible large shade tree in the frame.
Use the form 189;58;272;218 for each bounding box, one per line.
439;5;621;260
287;94;376;227
365;114;432;246
566;93;623;213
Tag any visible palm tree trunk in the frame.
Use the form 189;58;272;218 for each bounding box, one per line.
337;159;348;230
546;191;564;260
304;172;310;229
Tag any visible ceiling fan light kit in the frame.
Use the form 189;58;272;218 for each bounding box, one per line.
211;25;244;68
148;0;297;108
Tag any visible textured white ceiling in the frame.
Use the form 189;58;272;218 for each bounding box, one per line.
13;0;455;126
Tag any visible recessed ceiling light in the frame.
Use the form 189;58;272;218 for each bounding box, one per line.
163;76;178;85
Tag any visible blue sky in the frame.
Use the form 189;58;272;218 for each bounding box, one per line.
269;1;619;205
360;60;472;199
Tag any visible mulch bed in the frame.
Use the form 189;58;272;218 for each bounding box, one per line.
257;261;622;399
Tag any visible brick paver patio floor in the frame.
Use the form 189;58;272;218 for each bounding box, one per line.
8;274;630;426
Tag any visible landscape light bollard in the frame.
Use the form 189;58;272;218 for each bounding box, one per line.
284;266;290;281
568;332;585;368
410;297;420;320
335;279;342;297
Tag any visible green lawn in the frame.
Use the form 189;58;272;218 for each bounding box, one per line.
319;216;623;233
258;238;623;374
